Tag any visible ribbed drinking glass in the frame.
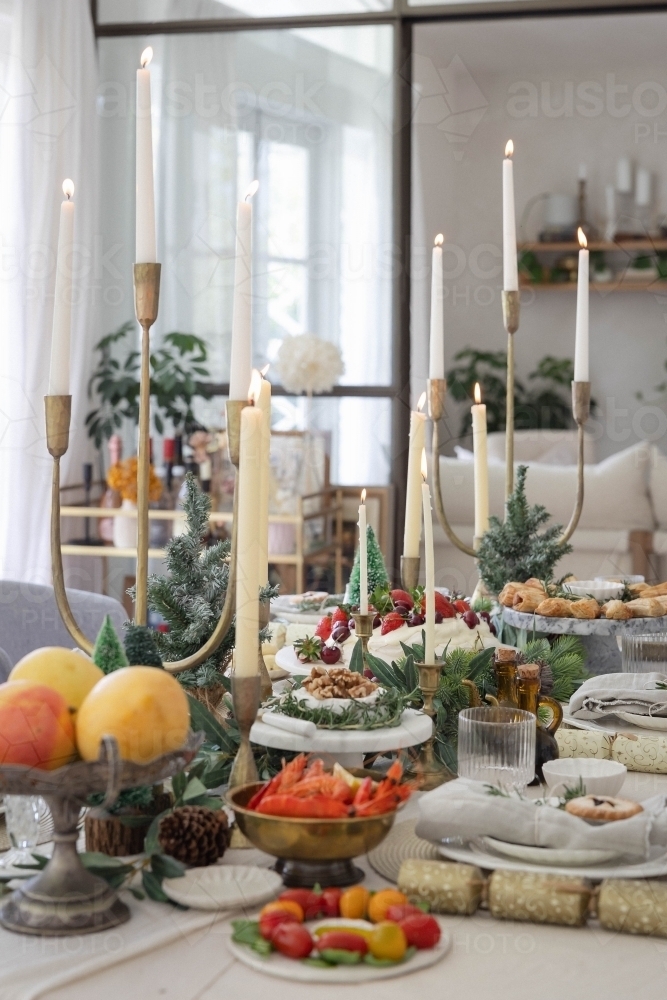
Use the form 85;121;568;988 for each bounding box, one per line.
457;707;536;792
622;633;667;673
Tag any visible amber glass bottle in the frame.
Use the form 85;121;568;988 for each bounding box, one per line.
517;663;563;783
494;647;519;708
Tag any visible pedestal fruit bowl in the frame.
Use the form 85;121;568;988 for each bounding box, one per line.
0;731;203;936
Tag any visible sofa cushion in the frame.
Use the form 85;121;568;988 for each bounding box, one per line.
439;441;654;531
649;448;667;529
486;429;596;465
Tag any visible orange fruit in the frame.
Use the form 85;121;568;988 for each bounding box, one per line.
367;889;408;924
0;679;77;770
10;647;103;712
340;885;371;920
259;900;304;922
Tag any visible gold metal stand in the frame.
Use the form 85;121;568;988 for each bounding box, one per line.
133;263;161;626
407;662;455;789
427;377;476;557
501;289;520;509
229;674;261;788
400;556;420;591
558;380;591;545
351;612;374;672
258;601;273;702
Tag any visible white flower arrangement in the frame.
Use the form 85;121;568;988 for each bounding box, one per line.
275;333;345;395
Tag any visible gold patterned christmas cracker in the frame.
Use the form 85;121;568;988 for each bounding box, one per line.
556;729;613;760
598;879;667;937
398;858;483;915
488;870;590;927
611;734;667;773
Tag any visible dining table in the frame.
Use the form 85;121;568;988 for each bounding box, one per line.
1;769;667;1000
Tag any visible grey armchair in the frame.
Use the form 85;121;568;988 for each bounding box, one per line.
0;581;126;669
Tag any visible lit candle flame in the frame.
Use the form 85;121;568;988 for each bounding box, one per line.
260;363;270;377
434;233;444;247
140;46;153;69
248;369;262;404
361;488;366;504
474;382;482;405
62;179;74;200
245;179;259;202
505;139;514;159
577;226;588;249
417;391;426;413
421;449;427;481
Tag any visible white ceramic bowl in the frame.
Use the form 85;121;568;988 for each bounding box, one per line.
563;580;623;602
542;758;627;796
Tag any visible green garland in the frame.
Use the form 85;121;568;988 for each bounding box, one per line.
265;686;415;731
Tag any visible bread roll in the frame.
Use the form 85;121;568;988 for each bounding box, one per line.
512;588;547;613
570;598;601;620
601;600;631;620
535;597;574;618
625;597;666;618
498;583;523;607
636;582;667;598
523;578;547;593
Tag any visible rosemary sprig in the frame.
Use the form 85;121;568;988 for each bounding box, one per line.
265;686;416;730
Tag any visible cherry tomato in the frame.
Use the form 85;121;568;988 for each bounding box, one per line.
259;910;299;941
271;922;314;959
369;921;407;961
279;889;323;920
340;885;370;920
399;913;441;949
320;887;343;918
316;931;368;955
385;903;424;923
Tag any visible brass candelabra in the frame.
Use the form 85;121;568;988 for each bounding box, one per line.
406;662;455;790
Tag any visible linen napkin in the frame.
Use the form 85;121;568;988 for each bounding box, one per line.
415;778;667;858
260;710;317;738
568;672;667;719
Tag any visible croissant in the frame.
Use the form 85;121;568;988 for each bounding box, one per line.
636;582;667;598
535;597;574;618
570;598;601;620
601;600;632;620
498;583;524;607
523;578;547;593
512;588;547;613
625;598;666;618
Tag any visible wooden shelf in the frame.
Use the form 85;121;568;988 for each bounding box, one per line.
520;279;667;292
519;239;667;253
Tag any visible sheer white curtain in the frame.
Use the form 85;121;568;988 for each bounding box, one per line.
0;0;98;584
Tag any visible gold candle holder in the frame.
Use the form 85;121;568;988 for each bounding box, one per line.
427;378;446;422
133;262;162;626
258;600;273;703
400;556;420;591
501;289;520;507
558;380;591;545
351;612;374;671
408;662;455;790
229;673;261;788
226;399;247;467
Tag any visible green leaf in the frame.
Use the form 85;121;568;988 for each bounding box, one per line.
144;809;171;856
187;695;237;752
182;776;208;802
79;852;132;870
349;638;364;674
150;853;186;880
172;771;188;800
232;919;262;945
142;869;169;903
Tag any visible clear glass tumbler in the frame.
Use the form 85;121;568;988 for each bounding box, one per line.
457;707;536;792
621;633;667;673
1;796;42;868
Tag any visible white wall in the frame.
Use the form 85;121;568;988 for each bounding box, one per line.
412;11;667;462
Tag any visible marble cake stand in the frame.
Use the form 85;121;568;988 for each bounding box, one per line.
249;709;433;769
502;607;667;674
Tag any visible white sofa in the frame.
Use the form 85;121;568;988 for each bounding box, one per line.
431;434;661;593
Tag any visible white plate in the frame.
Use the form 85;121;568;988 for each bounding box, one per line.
438;840;667;879
293;686;381;714
617;712;667;731
481;836;620;867
162;865;283;911
225;916;451;983
275;646;313;675
562;706;667;738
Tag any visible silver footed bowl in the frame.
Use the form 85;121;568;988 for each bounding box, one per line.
0;730;204;937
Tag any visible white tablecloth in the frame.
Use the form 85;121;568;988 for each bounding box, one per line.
4;771;667;1000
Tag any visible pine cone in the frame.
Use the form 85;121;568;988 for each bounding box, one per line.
158;806;230;866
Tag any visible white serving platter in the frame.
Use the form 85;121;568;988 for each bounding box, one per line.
162;865;282;911
481;836;620;867
225;916;451;983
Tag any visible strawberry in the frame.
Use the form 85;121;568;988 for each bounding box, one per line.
314;615;333;640
293;636;323;663
331;607;350;627
420;592;456;618
390;589;414;609
381;611;405;635
454;599;470;614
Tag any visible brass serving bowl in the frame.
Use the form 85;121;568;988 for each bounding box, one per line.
227;782;398;887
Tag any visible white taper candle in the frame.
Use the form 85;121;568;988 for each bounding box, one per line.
421;452;435;665
574;227;589;383
229;180;258;401
429;235;445;380
48;180;75;396
471;383;489;539
136;47;156;264
403;395;427;559
235;401;263;676
359;490;368;615
503;141;518;292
